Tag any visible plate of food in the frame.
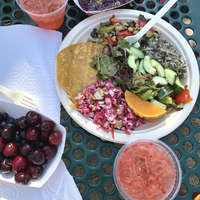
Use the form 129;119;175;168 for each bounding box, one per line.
54;9;199;144
73;0;133;15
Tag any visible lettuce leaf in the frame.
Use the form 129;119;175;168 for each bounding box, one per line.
131;72;160;100
91;37;159;101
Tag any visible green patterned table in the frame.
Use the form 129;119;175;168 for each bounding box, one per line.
1;0;200;199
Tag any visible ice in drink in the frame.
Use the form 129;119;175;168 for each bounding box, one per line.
114;139;181;200
17;0;67;30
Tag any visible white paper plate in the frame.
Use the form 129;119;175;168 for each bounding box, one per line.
0;100;66;187
54;9;199;144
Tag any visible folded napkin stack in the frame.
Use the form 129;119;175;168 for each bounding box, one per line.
0;25;82;200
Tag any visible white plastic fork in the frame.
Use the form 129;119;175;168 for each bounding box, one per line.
0;85;40;110
125;0;178;44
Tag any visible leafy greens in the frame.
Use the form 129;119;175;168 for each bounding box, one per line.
91;37;159;100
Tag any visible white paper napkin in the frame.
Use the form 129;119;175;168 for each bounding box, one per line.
0;25;82;200
0;24;61;122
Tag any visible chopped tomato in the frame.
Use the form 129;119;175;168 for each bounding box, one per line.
117;30;133;38
164;103;171;108
138;20;155;33
107;36;118;46
171;92;176;99
175;88;192;104
110;17;120;23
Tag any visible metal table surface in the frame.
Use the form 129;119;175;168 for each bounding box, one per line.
0;0;200;199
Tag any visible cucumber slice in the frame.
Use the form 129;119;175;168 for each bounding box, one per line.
133;41;140;48
157;84;174;99
127;55;138;73
152;76;168;86
138;59;146;74
173;76;185;94
129;46;144;59
150;59;165;77
165;69;177;85
143;56;156;75
150;99;167;110
126;48;138;59
136;59;140;72
156;96;172;104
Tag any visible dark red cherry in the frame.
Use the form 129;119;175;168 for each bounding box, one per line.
12;155;28;173
42;144;57;160
41;131;51;141
19;142;34;157
27;149;45;165
26;164;43;179
3;142;18;157
0;158;12;173
40;119;55;132
1;125;15;141
15;116;28;130
25;111;41;126
48;131;62;145
15;172;31;184
25;127;40;141
0;137;5;153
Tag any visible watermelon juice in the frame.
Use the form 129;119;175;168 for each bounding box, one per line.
113;139;181;200
16;0;67;30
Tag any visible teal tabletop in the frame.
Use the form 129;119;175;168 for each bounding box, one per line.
0;0;200;199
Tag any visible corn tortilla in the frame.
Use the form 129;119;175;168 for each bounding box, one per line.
57;42;103;102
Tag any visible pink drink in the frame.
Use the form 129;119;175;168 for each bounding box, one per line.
114;140;178;200
17;0;67;30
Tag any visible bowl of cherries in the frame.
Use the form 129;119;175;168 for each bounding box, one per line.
0;100;66;187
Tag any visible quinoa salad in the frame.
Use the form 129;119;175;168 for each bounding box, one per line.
87;16;159;45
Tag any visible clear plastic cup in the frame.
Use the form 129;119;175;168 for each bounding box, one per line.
16;0;68;30
113;138;182;200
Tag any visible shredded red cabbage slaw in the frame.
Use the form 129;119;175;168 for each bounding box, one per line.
74;79;145;139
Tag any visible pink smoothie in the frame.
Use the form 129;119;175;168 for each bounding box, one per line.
115;141;176;200
18;0;67;30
